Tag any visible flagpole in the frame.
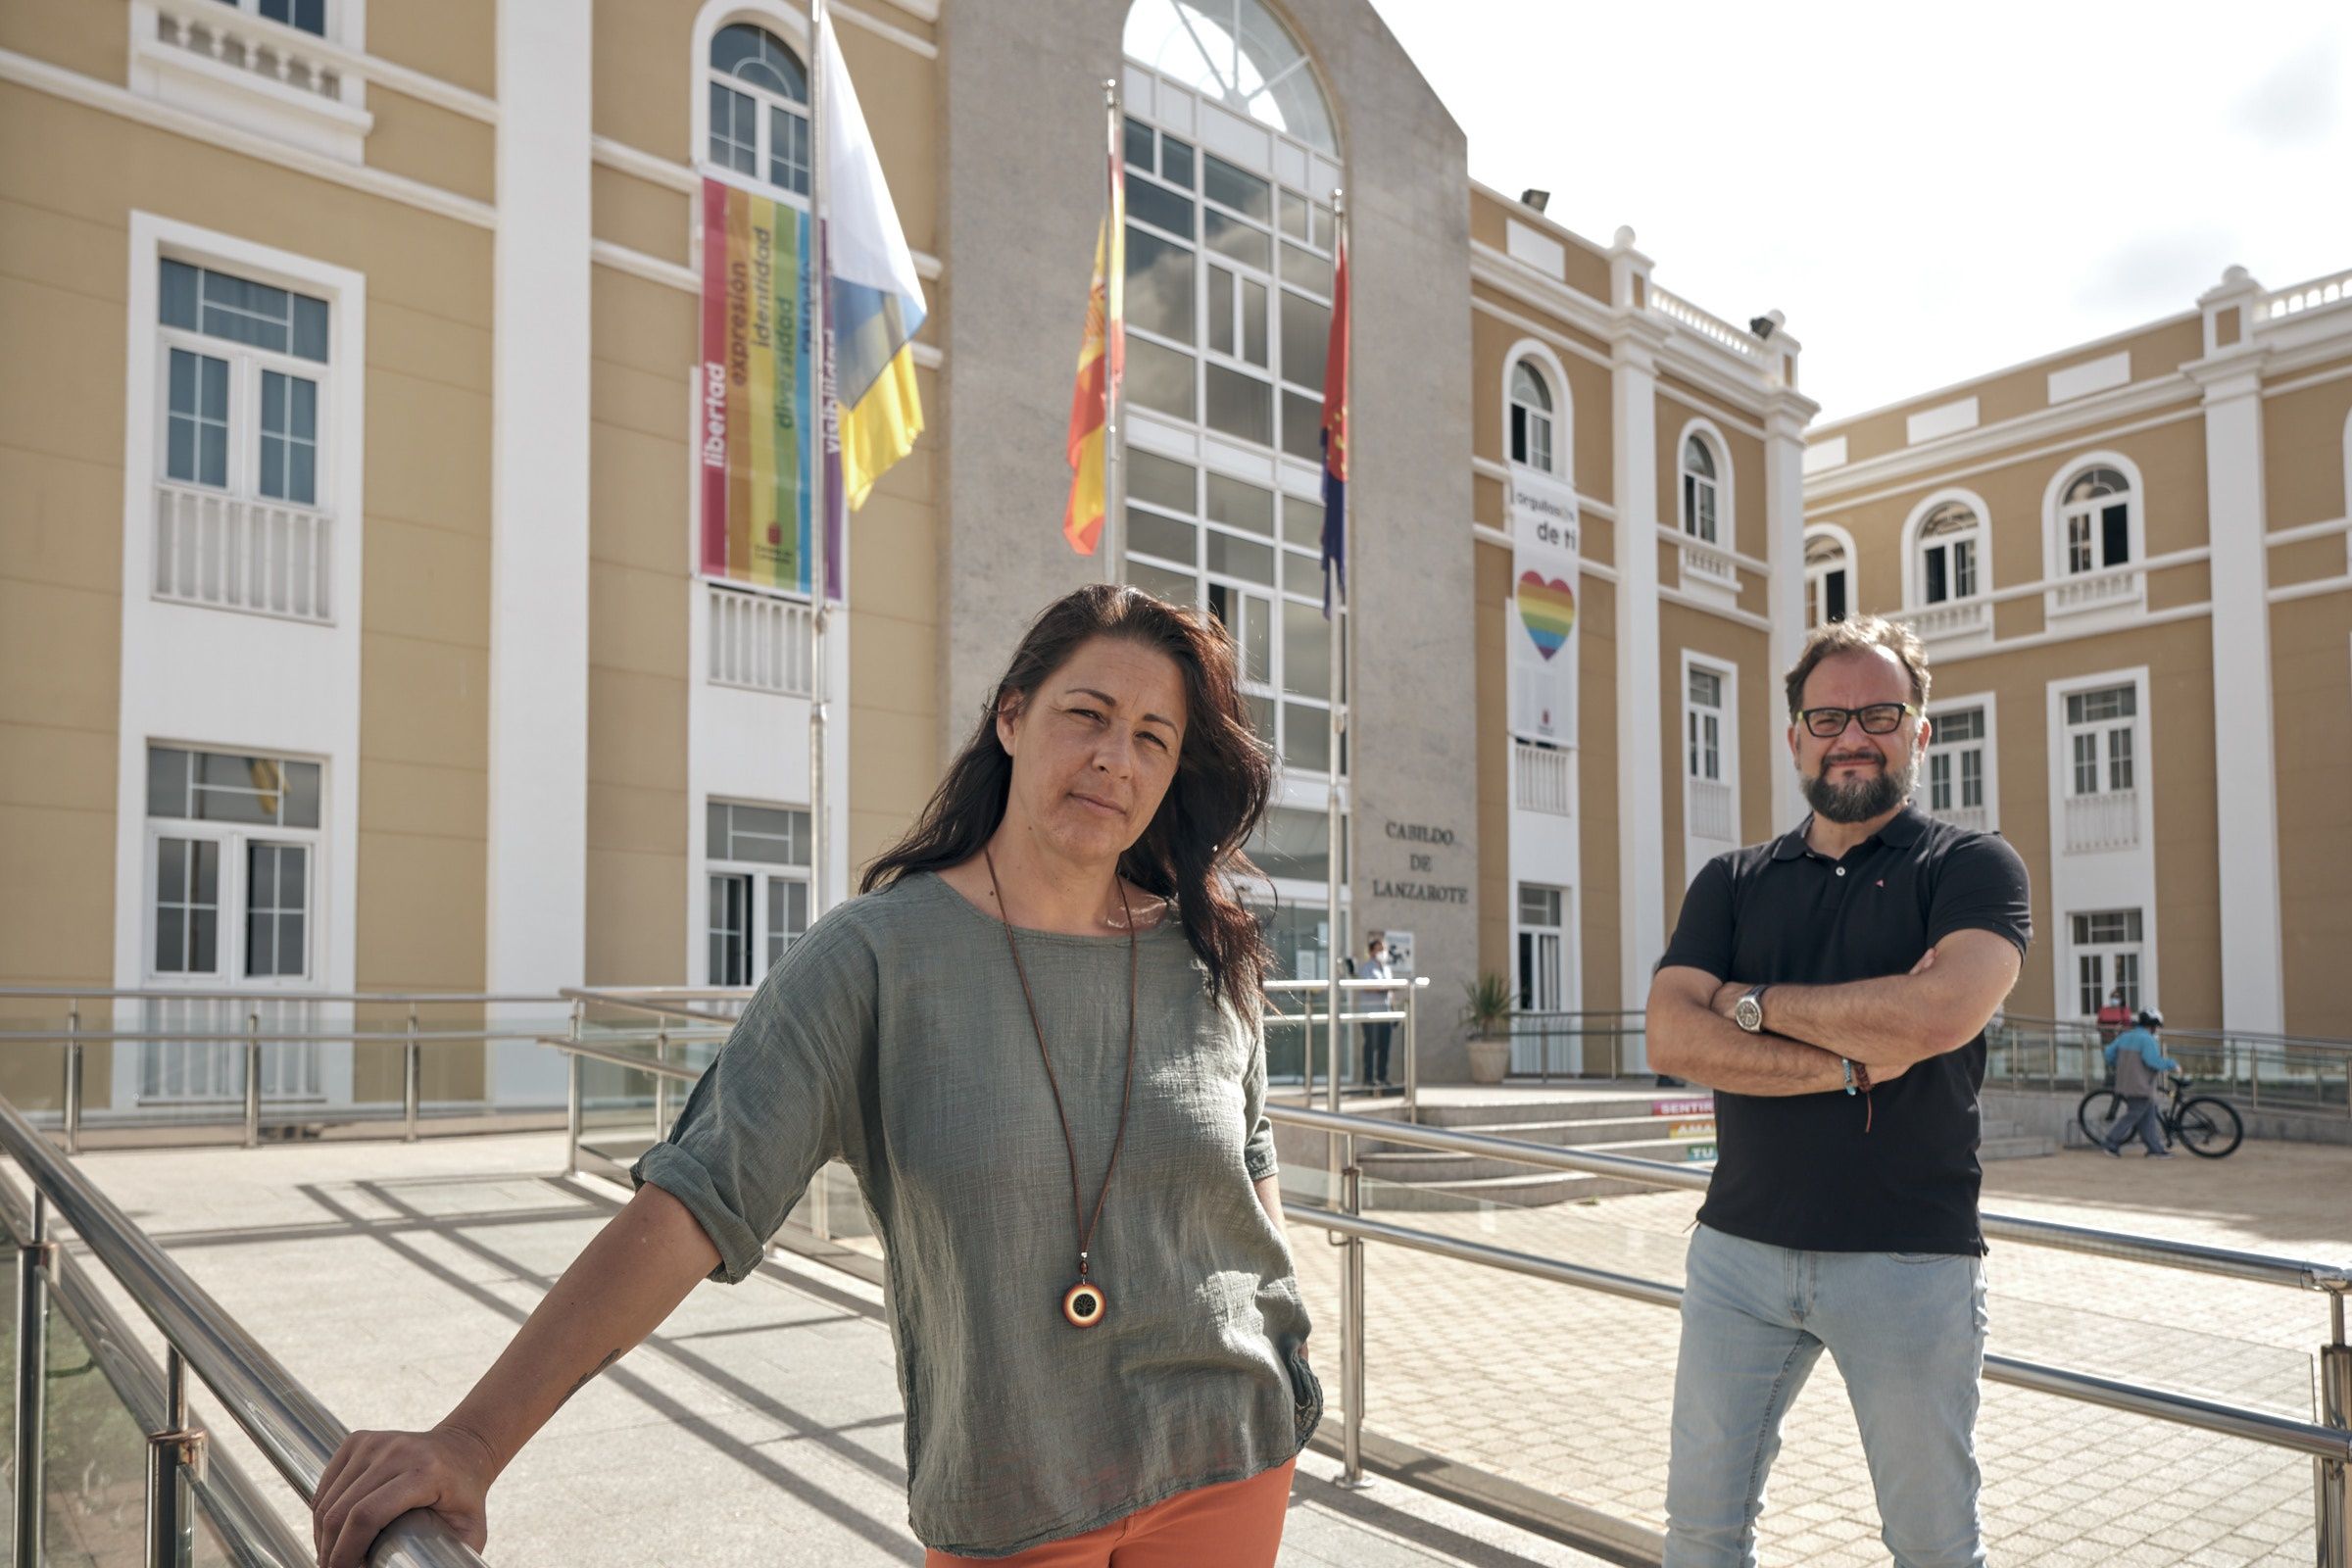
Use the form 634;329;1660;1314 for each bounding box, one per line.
808;0;833;919
1325;186;1347;1110
1100;78;1124;587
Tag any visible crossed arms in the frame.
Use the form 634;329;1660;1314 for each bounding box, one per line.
1645;928;2022;1098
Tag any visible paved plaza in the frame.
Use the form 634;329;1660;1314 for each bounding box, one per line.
22;1120;2352;1565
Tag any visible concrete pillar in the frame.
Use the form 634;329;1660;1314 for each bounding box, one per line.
485;0;594;1101
1609;229;1669;1049
2189;267;2286;1036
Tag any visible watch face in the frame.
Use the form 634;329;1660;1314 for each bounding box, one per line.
1735;997;1762;1032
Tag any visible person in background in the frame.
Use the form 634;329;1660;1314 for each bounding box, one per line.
1359;935;1397;1094
2099;1009;2180;1159
2095;988;2132;1049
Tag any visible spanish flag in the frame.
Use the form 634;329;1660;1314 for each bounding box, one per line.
817;10;926;513
1062;154;1125;555
1320;229;1348;615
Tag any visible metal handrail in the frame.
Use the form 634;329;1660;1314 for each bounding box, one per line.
0;1094;490;1566
1998;1012;2352;1054
0;986;565;1004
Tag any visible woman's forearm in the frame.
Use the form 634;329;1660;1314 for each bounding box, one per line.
437;1183;720;1476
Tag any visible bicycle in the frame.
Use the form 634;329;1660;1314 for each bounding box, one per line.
2077;1073;2243;1157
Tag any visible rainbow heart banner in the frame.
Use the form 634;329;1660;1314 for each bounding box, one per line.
1507;469;1580;744
1517;571;1575;661
699;178;817;594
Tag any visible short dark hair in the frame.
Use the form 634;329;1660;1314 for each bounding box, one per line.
1782;614;1931;719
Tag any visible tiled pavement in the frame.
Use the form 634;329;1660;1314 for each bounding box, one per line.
1283;1135;2352;1567
28;1132;1616;1568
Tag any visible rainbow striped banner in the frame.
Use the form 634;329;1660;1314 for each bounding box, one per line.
699;178;817;593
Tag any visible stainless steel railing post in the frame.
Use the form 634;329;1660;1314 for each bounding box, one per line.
654;1026;672;1141
63;1001;82;1155
1338;1133;1370;1491
403;1003;421;1143
15;1191;52;1567
145;1346;206;1568
242;1009;261;1149
2319;1291;2350;1568
1402;981;1419;1125
564;1002;583;1178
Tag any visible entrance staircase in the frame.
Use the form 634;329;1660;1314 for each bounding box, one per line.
1344;1084;2051;1212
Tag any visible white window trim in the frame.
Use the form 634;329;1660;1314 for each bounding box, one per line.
141;760;324;988
1502;338;1574;484
1512;882;1568;1015
1674;417;1734;553
2043;663;2159;1026
691;1;814;216
701;799;813;985
128;0;372;164
1803;521;1857;628
2064;907;2149;1021
1923;691;2000;834
2040;450;2149;619
1899;486;1993;611
1679;651;1741;858
115;213;365;1025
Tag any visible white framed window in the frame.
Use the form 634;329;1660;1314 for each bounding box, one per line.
1804;525;1852;627
1681;655;1740;849
143;745;323;984
1124;0;1339;155
706;800;811;985
129;0;368;164
1509;361;1554;473
1926;703;1993;832
2070;909;2144;1019
1515;884;1565;1012
1917;501;1982;604
1121;448;1344;779
223;0;327;33
2057;465;2134;576
2064;684;2136;797
706;22;810;197
1679;432;1723;545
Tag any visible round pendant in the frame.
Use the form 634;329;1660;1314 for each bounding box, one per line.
1061;1280;1106;1329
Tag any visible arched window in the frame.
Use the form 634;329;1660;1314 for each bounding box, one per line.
1509;361;1553;471
708;22;809;196
1123;0;1337;154
1917;500;1983;604
1804;527;1851;626
2057;465;2132;576
1680;433;1721;545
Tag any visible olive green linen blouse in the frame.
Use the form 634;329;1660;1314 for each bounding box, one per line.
632;870;1319;1559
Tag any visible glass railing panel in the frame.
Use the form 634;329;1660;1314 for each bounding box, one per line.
39;1300;148;1566
0;1242;14;1564
189;1491;244;1568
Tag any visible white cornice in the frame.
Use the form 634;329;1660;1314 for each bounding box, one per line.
1469;293;1612;372
834;0;939;57
1808;309;2201;438
1658;382;1765;443
1655;522;1770;578
1802;373;2197;503
1660;585;1771;631
1467;454;1615;518
0;46;496;229
1468;178;1613;274
589;136;945;282
1471;519;1620;582
1927;599;2212;661
2266;516;2349;547
2269;573;2351;605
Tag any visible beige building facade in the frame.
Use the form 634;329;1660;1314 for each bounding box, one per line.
1802;269;2352;1040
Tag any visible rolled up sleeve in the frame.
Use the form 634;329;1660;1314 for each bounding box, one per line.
631;906;877;1284
1241;1003;1279;1182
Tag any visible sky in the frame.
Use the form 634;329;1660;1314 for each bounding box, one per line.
1364;0;2352;421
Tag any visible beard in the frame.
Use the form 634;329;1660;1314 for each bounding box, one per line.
1800;749;1920;824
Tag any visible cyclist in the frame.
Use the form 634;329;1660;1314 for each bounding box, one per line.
2099;1008;2180;1158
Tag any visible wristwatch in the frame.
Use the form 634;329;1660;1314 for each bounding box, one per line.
1733;983;1771;1034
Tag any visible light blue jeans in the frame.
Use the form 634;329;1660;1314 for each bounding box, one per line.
1664;1224;1989;1568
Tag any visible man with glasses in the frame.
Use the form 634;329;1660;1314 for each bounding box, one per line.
1646;615;2031;1568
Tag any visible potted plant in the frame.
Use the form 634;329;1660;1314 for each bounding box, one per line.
1461;972;1514;1085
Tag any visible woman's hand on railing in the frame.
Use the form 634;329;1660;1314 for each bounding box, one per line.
313;1423;494;1567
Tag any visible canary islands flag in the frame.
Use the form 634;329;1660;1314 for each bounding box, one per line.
819;11;926;512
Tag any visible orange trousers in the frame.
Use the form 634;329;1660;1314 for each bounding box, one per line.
924;1458;1296;1568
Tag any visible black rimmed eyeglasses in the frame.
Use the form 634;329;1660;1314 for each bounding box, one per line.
1793;702;1920;739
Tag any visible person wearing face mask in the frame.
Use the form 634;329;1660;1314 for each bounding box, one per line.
1359;936;1397;1094
1645;615;2032;1568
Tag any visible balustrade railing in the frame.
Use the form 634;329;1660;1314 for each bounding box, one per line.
1646;285;1765;363
2048;564;2142;615
2063;788;2140;854
1686;777;1736;843
1512;740;1572;816
708;582;815;696
1677;538;1740;591
153;481;332;622
1903;597;1991;641
2261;269;2352;322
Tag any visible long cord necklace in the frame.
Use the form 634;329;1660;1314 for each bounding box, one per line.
983;849;1139;1329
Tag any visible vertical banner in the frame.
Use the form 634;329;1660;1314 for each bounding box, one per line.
1507;469;1580;743
699;178;817;593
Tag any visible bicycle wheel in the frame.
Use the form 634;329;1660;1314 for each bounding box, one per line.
2077;1090;2125;1145
2174;1097;2243;1158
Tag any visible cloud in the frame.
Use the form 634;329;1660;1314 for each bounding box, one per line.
2230;44;2339;146
2071;227;2239;314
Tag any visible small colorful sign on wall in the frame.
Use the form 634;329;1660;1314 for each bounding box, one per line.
1508;469;1580;745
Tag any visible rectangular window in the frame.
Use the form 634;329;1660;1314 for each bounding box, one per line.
2063;684;2137;799
707;801;812;984
2067;514;2094;574
153;838;221;975
2101;502;2131;567
1516;883;1565;1012
167;349;231;488
146;745;320;983
1686;669;1723;782
2070;909;2144;1016
159;258;332;519
244;841;309;978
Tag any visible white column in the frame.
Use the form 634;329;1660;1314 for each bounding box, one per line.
485;0;594;1102
2189;268;2285;1036
1609;229;1669;1046
1761;386;1811;832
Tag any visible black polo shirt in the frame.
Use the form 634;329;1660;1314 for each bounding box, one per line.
1657;805;2031;1254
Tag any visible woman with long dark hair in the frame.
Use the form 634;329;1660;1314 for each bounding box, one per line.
313;584;1318;1566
